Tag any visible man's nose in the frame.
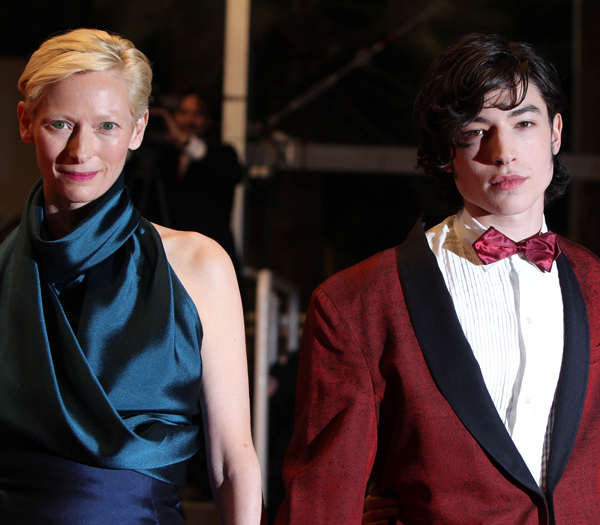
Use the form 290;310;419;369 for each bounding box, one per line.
489;127;516;166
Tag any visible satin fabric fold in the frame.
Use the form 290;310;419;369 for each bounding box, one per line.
0;174;203;486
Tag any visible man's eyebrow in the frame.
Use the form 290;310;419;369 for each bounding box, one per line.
470;104;543;124
508;104;542;118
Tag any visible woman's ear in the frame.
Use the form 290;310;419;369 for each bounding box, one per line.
17;102;35;144
128;110;149;151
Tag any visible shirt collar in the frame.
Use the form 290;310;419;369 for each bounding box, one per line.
453;208;549;271
454;208;549;246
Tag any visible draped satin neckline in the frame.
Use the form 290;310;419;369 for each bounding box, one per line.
0;174;203;486
29;175;140;283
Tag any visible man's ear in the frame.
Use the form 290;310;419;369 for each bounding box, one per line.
17;102;35;144
443;148;455;173
551;113;563;155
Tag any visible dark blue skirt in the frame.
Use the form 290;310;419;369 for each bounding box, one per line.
0;437;186;525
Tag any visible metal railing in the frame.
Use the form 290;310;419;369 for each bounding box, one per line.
245;267;300;501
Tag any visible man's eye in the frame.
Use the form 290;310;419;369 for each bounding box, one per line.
102;122;115;130
463;129;483;138
51;121;66;130
518;121;533;128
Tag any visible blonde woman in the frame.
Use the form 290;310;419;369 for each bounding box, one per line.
0;29;262;524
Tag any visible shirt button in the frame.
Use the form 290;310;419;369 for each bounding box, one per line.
526;397;532;404
526;317;532;324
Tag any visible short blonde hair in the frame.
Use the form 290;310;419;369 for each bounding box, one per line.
18;28;152;121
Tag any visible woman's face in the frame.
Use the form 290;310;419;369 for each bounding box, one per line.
18;70;147;213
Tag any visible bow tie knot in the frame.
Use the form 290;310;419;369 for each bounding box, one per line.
472;227;561;272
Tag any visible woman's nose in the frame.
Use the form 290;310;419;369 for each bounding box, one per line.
66;128;91;163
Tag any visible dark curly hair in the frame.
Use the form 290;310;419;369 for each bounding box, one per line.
415;33;571;212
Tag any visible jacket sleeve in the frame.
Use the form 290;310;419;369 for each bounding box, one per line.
275;287;379;524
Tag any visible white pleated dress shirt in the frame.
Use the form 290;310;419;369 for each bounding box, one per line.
426;209;564;488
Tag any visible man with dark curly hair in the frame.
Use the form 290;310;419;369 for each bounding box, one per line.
276;33;600;525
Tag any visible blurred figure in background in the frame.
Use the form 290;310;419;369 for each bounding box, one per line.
129;91;243;273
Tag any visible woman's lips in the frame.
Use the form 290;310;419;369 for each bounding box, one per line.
490;175;526;191
61;171;99;182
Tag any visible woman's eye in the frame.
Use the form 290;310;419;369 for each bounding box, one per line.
51;121;66;130
101;122;115;130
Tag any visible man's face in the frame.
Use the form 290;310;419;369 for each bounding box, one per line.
449;84;562;230
173;94;208;137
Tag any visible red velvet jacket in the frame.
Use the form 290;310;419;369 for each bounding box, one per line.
276;218;600;524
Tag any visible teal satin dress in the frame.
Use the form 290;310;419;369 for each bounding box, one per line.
0;175;203;522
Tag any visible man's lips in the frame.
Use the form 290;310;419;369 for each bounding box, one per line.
490;175;526;191
60;171;99;182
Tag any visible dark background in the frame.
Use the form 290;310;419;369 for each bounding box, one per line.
0;1;573;146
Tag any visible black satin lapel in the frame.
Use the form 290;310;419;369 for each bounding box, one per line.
545;253;590;493
397;217;539;493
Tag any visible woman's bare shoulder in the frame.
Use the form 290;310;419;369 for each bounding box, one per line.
152;223;235;304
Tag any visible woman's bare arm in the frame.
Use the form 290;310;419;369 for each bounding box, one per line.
156;225;263;525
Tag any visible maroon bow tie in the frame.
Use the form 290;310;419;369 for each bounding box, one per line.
472;227;561;272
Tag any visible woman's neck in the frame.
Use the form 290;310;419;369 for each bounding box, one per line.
43;205;88;240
